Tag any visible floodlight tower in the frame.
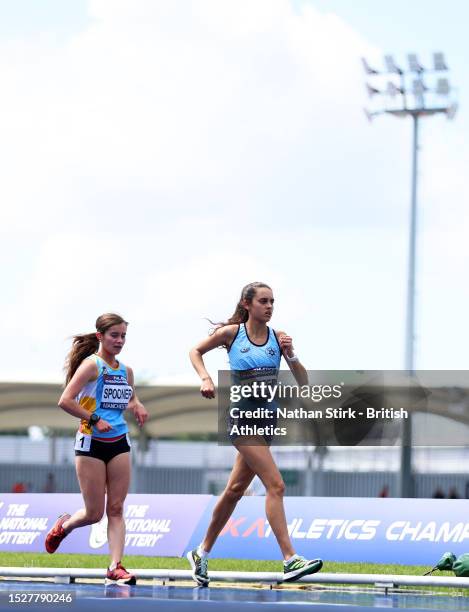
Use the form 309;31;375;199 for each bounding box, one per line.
362;53;457;498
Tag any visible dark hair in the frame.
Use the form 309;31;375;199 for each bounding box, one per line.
210;282;272;334
64;313;128;384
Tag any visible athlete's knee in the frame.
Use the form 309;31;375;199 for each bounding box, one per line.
224;481;247;503
106;500;124;518
85;508;105;524
266;478;285;497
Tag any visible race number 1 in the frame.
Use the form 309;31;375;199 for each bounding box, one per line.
74;431;92;452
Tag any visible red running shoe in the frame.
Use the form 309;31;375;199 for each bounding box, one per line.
106;562;136;585
45;513;71;554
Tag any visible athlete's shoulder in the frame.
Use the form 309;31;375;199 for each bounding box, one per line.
223;323;241;343
272;329;284;351
70;356;99;385
81;355;100;380
211;323;239;342
223;323;242;352
125;365;134;384
223;323;240;337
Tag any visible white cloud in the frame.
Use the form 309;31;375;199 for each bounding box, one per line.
0;0;400;231
1;0;467;381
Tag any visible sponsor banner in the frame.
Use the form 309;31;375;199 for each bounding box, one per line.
3;494;469;564
0;494;211;556
186;496;469;564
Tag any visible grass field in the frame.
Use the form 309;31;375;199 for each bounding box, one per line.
0;552;439;576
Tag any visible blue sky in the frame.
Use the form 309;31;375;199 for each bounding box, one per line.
303;0;468;49
0;1;467;383
0;0;89;39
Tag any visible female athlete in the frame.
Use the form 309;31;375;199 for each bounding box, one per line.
44;313;148;585
187;282;323;585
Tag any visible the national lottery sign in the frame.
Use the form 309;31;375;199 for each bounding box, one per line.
0;494;211;557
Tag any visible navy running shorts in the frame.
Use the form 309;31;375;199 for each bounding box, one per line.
75;434;130;464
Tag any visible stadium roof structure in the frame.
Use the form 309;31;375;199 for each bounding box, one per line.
2;374;469;444
0;383;215;438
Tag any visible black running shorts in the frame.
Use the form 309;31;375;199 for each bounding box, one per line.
75;434;131;464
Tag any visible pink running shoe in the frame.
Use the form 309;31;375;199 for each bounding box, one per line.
45;513;71;554
106;562;136;585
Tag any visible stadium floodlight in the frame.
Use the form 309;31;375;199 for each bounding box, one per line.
412;79;427;95
436;78;450;95
361;57;379;75
366;83;381;98
433;52;448;71
384;54;403;74
361;51;457;499
412;79;427;106
363;108;374;122
447;102;458;120
412;80;426;108
408;53;424;73
386;81;403;97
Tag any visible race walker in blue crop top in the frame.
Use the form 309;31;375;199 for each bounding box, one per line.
227;323;282;443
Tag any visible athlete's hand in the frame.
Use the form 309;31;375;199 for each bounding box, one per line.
95;418;112;433
201;377;216;399
131;401;149;427
278;334;294;358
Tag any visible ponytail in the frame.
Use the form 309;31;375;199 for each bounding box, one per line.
227;302;249;325
64;333;99;384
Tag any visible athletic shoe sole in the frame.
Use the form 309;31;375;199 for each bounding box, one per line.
104;576;136;586
45;513;71;554
186;551;210;586
283;558;323;582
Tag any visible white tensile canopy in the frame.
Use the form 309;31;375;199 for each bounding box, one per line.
0;383;216;437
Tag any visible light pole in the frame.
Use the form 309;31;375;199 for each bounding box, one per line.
362;53;457;498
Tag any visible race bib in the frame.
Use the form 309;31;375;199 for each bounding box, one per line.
74;431;92;452
101;373;133;410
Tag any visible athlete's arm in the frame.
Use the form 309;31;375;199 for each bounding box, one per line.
189;325;238;399
126;366;149;427
58;360;112;432
276;330;309;387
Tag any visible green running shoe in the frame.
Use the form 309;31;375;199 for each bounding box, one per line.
283;555;323;582
186;549;210;586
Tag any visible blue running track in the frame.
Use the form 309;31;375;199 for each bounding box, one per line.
1;580;469;611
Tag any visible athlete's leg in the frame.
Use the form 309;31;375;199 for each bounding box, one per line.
105;451;131;566
201;451;256;552
62;456;106;533
236;443;294;560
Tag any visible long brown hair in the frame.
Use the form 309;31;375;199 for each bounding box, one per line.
210;282;272;334
64;313;128;384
